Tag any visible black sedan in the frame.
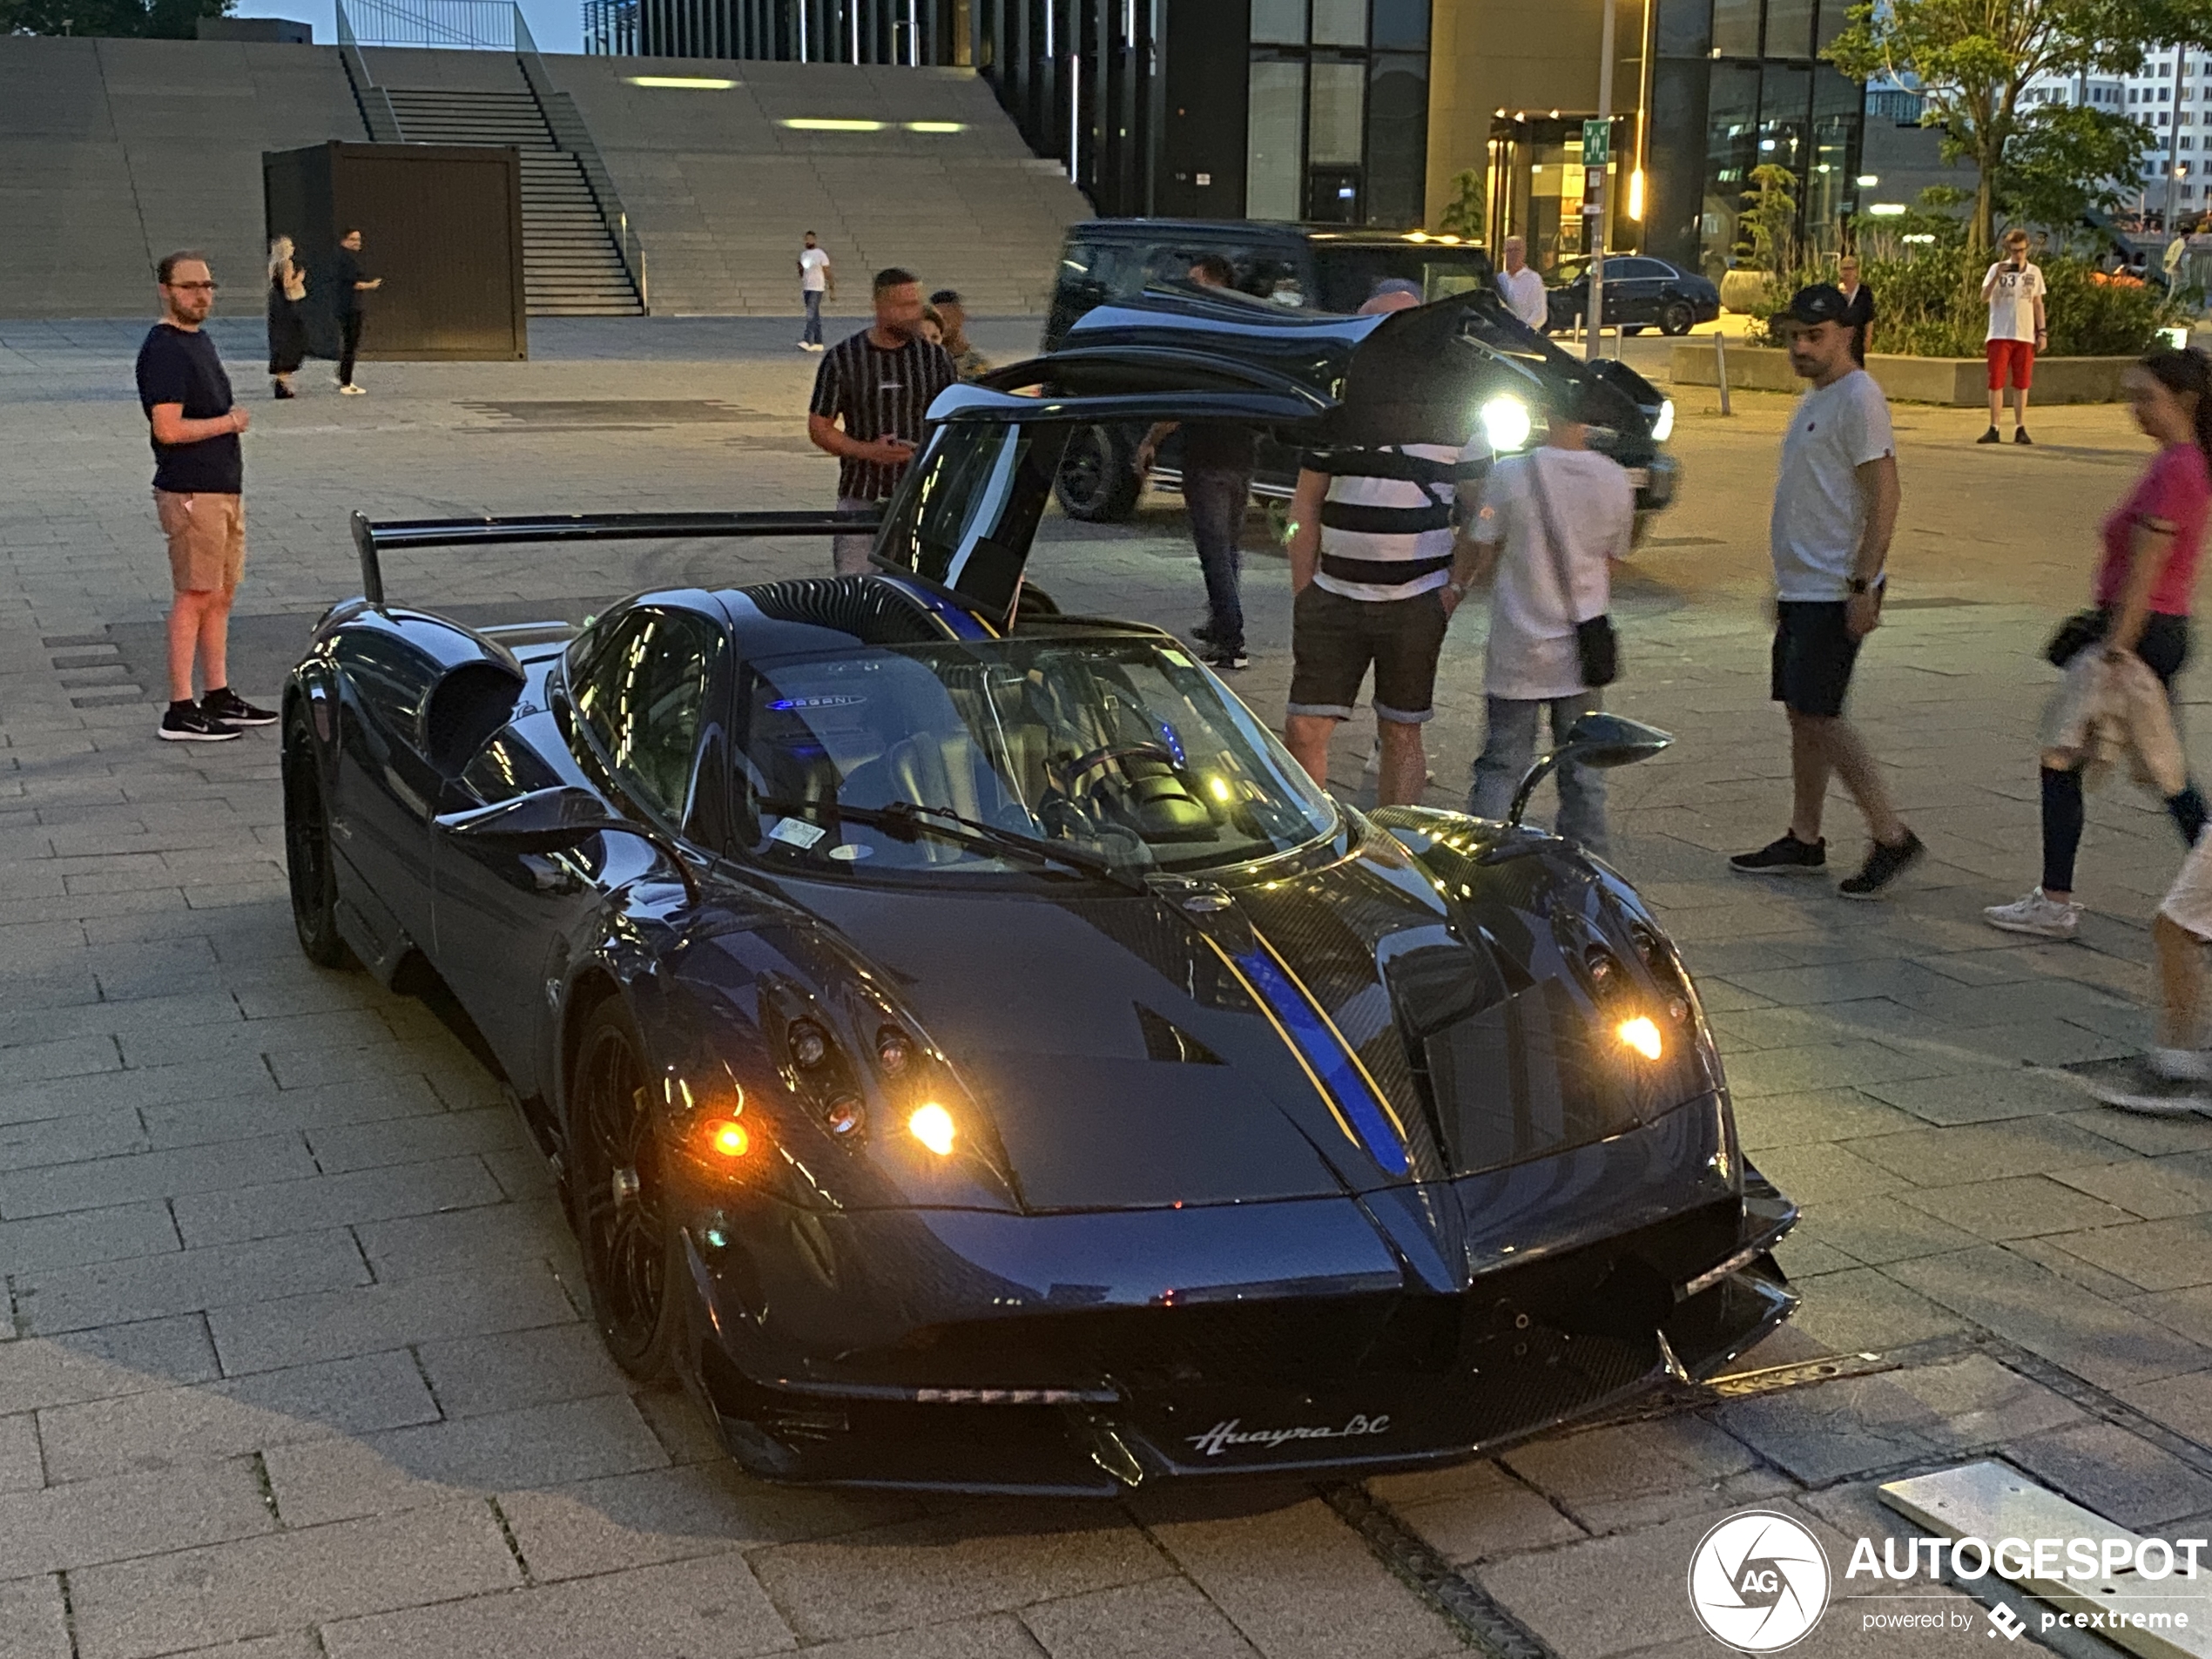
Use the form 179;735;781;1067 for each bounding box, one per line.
278;343;1792;1494
1545;257;1722;336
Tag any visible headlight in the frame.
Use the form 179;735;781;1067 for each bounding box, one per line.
1651;398;1676;443
1480;394;1533;454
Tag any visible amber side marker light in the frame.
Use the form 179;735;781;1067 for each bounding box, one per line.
1617;1016;1664;1061
710;1120;751;1157
909;1103;956;1157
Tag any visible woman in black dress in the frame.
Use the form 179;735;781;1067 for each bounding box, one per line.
266;236;307;399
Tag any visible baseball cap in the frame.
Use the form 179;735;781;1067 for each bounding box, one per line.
1775;283;1849;327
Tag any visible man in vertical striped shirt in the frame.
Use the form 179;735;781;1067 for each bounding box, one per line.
1284;283;1493;805
806;267;957;574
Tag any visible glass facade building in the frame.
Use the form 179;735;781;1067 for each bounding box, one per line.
1643;0;1862;275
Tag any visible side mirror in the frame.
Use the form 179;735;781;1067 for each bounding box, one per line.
435;786;612;853
435;786;701;904
1508;713;1672;827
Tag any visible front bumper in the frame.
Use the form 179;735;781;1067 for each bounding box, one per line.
673;1142;1797;1494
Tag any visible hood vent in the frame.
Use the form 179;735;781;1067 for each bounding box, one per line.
1135;1003;1224;1065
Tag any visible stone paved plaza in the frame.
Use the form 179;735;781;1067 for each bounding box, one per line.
6;311;2212;1657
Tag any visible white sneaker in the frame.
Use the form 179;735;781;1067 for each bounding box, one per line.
339;382;366;395
1983;887;2080;939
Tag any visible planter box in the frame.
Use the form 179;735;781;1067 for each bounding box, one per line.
1669;343;2132;406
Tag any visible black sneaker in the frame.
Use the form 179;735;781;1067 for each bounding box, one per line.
1838;829;1925;898
1730;832;1826;875
158;702;239;743
1204;649;1251;671
2013;428;2033;446
1192;619;1222;644
1976;426;2002;444
273;381;295;400
200;687;277;727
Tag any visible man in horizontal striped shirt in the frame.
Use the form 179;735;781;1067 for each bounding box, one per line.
1285;283;1492;805
807;267;958;574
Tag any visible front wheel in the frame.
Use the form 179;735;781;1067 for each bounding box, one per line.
1054;425;1141;523
567;1001;679;1382
282;708;355;970
1659;301;1695;336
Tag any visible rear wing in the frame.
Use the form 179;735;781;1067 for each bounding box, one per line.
347;508;883;609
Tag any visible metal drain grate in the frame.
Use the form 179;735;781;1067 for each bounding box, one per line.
41;630;144;709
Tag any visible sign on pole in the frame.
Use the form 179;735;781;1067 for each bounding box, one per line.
1581;118;1611;168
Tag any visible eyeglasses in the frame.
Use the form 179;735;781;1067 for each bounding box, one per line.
165;280;218;292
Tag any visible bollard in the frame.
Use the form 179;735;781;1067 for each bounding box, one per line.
1714;330;1732;416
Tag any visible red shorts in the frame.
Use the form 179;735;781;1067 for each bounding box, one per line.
1987;337;2036;389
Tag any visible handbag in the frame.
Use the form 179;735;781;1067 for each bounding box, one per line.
1524;451;1620;689
2045;608;2105;668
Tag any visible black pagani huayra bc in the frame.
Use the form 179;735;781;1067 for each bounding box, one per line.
280;290;1793;1493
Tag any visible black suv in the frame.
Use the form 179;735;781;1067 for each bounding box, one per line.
1046;219;1498;352
1037;219;1676;529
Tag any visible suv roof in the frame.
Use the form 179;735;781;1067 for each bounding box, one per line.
1069;219;1487;251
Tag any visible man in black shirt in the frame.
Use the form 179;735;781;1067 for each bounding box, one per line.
806;266;958;573
1136;254;1253;669
334;228;382;395
136;251;272;742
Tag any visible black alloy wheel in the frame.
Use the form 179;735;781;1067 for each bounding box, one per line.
1659;300;1696;336
281;710;355;969
1054;424;1142;523
569;1002;678;1381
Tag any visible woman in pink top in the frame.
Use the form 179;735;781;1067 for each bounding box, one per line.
1986;349;2212;940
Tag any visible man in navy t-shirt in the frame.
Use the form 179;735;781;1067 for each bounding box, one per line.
136;250;273;743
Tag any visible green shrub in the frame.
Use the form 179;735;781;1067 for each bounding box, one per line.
1747;244;2181;358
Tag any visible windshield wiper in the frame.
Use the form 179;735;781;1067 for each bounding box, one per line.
756;797;1149;894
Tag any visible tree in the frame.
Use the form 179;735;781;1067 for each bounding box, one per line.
0;0;228;37
1828;0;2181;253
1735;163;1800;271
1998;104;2153;233
1436;167;1486;242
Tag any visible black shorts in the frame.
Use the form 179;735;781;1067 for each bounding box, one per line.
1287;582;1449;725
1770;600;1864;718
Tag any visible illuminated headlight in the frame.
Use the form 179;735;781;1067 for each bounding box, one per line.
1480;395;1533;454
1651;398;1676;442
1616;1015;1664;1061
909;1102;957;1157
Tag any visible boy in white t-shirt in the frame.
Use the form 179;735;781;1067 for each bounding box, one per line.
1980;227;2047;444
797;232;833;352
1455;378;1634;853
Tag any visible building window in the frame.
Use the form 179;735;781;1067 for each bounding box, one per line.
1244;0;1429;227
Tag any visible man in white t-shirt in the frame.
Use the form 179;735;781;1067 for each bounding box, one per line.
1979;227;2047;444
1496;236;1550;334
1457;376;1634;853
798;232;833;352
1730;284;1919;896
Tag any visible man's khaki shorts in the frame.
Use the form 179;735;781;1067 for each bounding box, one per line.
156;490;245;594
2161;832;2212;941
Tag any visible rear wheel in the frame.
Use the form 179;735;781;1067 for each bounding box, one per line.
568;1001;679;1382
1659;301;1695;336
1054;425;1141;523
282;709;354;970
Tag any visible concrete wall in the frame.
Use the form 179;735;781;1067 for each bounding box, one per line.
1671;341;2132;404
539;56;1092;316
0;37;366;319
0;38;1089;320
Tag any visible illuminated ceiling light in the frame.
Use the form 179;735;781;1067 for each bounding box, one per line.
1866;202;1908;217
627;75;737;89
1856;172;1880;185
1436;233;1461;243
1617;1016;1664;1061
1627;167;1646;219
782;118;887;132
909;1103;956;1157
905;120;966;132
1405;229;1431;242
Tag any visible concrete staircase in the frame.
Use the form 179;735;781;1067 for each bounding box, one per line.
380;84;639;316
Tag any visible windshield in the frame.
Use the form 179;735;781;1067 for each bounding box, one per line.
738;636;1337;879
1313;246;1494;314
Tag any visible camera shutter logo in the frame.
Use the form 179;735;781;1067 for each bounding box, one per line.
1687;1511;1832;1652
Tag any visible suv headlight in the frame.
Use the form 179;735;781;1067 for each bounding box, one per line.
1480;394;1533;453
1651;398;1676;442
